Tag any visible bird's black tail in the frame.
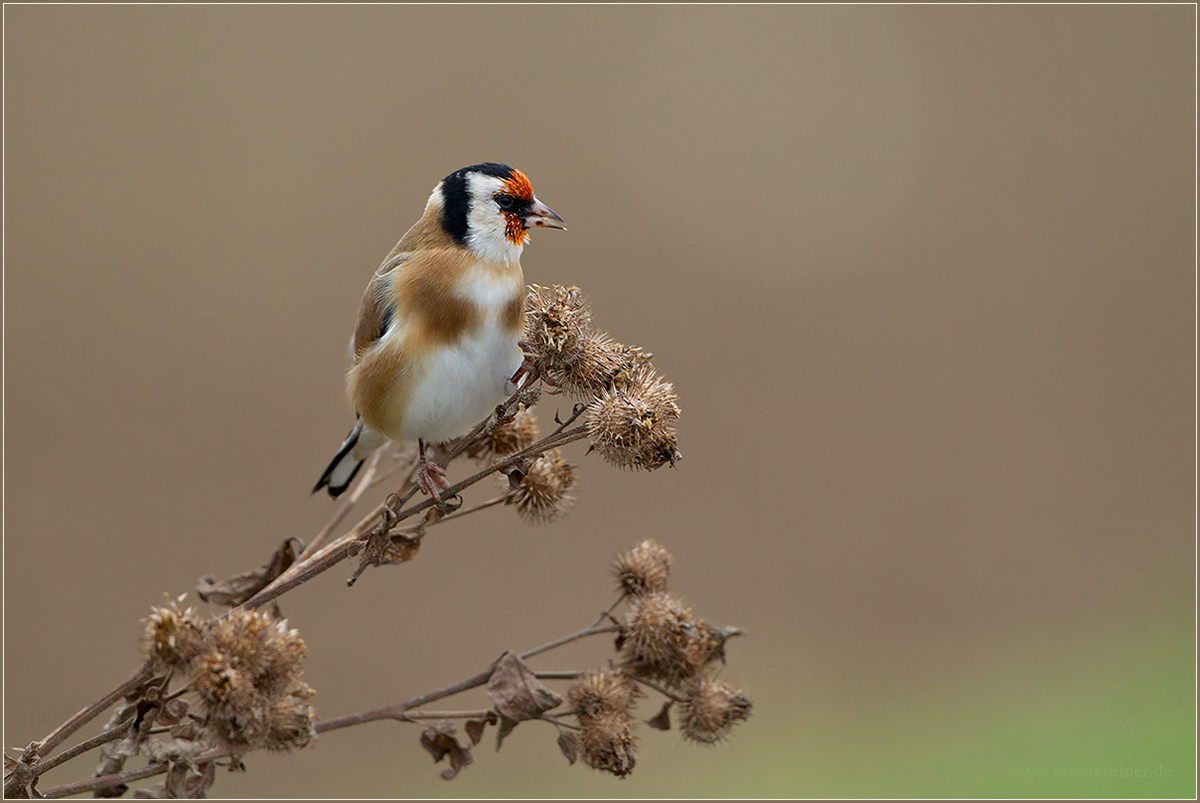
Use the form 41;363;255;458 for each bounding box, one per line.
313;422;366;498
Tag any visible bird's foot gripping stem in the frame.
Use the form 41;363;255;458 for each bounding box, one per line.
416;439;451;501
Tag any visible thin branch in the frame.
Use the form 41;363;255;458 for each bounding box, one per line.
35;663;154;758
634;677;685;702
301;448;387;560
397;709;494;721
426;495;506;526
391;425;588;526
533;670;585;680
314;655;505;735
39;761;168;800
239;424;588;612
32;719;135;777
520;622;621;660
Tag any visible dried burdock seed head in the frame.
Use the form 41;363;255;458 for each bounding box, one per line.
192;649;256;719
586;366;682;471
263;682;317;752
552;331;655;399
506;447;576;524
613;539;672;597
619;592;699;687
142;597;205;668
467;404;540;461
524;284;594;378
578;710;637;778
686;622;744;668
186;610;314;756
678;676;753;745
206;611;308;698
568;668;640;719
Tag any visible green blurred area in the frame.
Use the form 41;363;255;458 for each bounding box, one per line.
218;621;1192;799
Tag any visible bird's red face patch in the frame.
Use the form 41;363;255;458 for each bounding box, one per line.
502;171;534;245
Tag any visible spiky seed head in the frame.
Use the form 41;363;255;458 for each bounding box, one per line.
613;539;672;597
551;331;655;399
506;448;576;524
467;404;540;461
142;599;205;668
263;682;317;752
524;284;594;379
586;366;681;471
578;710;637;778
677;676;753;744
568;668;640;719
619;592;700;687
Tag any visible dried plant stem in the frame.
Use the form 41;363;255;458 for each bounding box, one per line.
423;495;506;526
238;424;589;613
40;761;168;800
315;660;502;734
35;663;153;758
519;623;621;660
318;610;620;735
33;720;135;777
634;677;686;702
533;670;585;680
302;448;388;559
396;709;494;721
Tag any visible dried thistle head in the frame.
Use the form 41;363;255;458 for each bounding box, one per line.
192;649;258;725
578;710;637;778
506;448;576;524
187;610;313;756
524;284;594;378
142;597;206;668
553;332;656;399
206;611;306;697
567;668;640;719
467;405;540;461
263;682;317;752
686;622;743;668
613;539;672;597
619;592;700;687
586;366;681;471
677;676;753;744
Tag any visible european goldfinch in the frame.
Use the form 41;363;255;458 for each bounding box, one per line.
314;163;565;499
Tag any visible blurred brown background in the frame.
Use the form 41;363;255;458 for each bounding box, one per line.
5;5;1194;798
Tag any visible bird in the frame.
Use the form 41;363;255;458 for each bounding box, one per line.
313;163;565;500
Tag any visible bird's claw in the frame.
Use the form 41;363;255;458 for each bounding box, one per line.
416;458;450;502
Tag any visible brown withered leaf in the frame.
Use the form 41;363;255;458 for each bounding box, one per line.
197;537;301;607
486;651;562;723
348;532;421;586
556;729;579;765
494;715;518;752
419;721;473;781
464;710;498;746
132;759;214;799
646;700;673;731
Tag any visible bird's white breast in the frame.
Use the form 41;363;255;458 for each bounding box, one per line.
400;266;523;443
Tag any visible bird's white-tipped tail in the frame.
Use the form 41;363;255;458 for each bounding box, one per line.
313;421;385;498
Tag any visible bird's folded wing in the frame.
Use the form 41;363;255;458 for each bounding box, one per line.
351;254;410;362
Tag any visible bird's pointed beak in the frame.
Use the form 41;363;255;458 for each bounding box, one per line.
525;196;566;231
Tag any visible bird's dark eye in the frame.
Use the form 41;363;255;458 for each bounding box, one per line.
494;194;516;211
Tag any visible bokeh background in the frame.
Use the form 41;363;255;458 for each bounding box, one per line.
5;5;1194;798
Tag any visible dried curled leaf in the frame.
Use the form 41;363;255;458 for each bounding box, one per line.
131;758;215;799
419;721;473;781
557;729;579;765
646;701;673;731
486;651;563;722
464;710;498;747
197;538;301;607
